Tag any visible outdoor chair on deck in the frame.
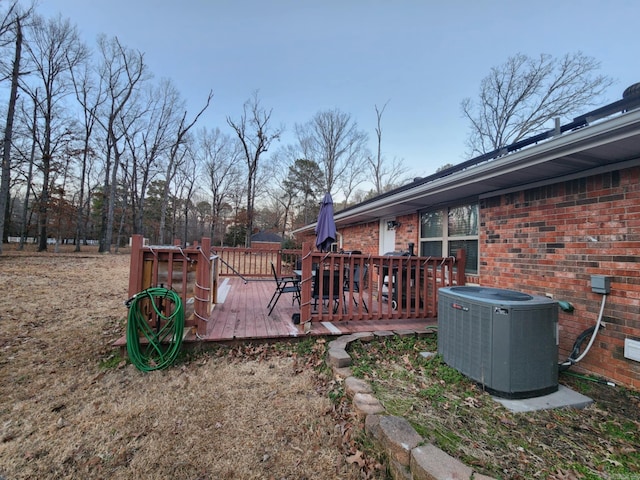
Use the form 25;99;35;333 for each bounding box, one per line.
267;262;301;316
312;266;341;314
343;263;369;312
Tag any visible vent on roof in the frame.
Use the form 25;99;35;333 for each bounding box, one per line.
623;82;640;100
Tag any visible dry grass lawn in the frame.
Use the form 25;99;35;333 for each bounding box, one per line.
0;245;382;480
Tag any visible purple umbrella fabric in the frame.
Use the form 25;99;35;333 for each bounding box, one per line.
315;192;337;252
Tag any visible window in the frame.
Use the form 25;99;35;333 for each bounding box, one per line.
419;204;478;275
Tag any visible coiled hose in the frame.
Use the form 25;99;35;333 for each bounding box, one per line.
126;287;184;371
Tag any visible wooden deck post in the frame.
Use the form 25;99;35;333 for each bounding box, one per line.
195;237;212;336
300;242;313;324
128;234;144;298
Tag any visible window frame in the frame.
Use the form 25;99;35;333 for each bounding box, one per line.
419;203;479;275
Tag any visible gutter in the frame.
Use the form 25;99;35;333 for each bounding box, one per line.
294;97;640;234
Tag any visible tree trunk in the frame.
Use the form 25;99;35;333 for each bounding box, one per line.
18;113;36;250
0;18;21;253
74;132;90;252
37;121;52;253
158;165;172;245
104;132;121;253
98;142;111;253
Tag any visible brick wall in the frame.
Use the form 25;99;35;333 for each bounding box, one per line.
394;214;420;252
338;221;379;254
298;215;422;254
297;223;382;254
480;166;640;388
335;214;421;254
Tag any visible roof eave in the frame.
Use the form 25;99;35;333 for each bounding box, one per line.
294;107;640;233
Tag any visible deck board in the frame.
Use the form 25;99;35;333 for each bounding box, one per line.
198;277;437;343
114;276;438;349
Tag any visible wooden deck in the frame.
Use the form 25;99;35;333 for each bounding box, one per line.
115;276;438;350
194;276;437;343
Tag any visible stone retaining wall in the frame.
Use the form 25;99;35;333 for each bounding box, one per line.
327;331;496;480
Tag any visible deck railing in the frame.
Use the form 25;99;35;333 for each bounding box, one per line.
128;235;465;332
298;243;466;324
128;235;217;336
211;246;302;279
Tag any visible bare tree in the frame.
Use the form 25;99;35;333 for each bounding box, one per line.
0;2;29;253
197;126;242;245
16;92;39;249
461;52;614;156
227;92;281;247
0;0;21;39
48;131;78;251
93;35;147;253
295;108;368;201
124;80;177;237
22;13;88;251
267;147;300;237
258;194;287;236
69;56;105;251
174;145;199;245
367;102;408;195
157;88;212;245
121;108;147;236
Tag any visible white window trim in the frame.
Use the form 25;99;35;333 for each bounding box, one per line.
419;205;479;274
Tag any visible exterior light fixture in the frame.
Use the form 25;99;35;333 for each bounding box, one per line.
387;220;400;230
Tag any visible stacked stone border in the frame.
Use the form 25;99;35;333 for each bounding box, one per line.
327;330;496;480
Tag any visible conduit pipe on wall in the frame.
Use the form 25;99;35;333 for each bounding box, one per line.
558;294;607;371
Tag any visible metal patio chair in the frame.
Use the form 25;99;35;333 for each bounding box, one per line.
267;262;301;316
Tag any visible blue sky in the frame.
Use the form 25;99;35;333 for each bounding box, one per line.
30;0;638;178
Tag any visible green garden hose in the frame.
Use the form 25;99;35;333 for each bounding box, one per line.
126;287;184;371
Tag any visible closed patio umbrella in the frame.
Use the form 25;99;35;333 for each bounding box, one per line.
315;192;337;252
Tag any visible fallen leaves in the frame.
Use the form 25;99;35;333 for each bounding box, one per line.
499;416;516;426
347;335;640;479
346;449;365;467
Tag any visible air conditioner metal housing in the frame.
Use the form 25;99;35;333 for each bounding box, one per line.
438;286;558;399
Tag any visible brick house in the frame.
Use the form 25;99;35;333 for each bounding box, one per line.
297;88;640;389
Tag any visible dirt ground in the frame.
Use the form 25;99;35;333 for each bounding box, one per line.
0;246;382;480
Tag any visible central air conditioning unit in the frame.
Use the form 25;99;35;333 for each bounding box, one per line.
438;286;558;399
